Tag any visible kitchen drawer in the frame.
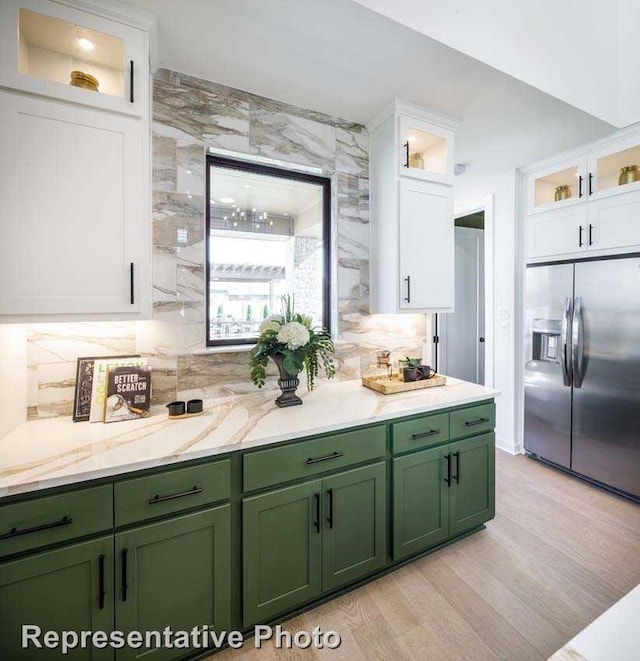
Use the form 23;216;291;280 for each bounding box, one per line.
391;412;450;454
0;485;112;558
243;426;386;492
450;402;495;439
115;460;231;527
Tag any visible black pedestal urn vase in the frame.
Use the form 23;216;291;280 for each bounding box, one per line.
272;353;303;407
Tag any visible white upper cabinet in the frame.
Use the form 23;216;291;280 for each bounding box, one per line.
0;90;149;319
0;0;150;118
369;100;459;314
523;126;640;262
0;0;153;322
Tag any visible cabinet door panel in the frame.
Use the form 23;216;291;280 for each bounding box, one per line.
398;179;454;310
527;204;588;260
587;188;640;252
0;536;114;661
243;481;322;626
322;462;386;592
0;90;143;318
393;447;449;560
115;506;230;661
449;433;495;537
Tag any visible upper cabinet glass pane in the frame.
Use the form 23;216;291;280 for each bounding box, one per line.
533;165;580;208
405;127;447;176
18;8;125;98
595;145;640;193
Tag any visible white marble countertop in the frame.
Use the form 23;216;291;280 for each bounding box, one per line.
0;377;498;498
549;584;640;661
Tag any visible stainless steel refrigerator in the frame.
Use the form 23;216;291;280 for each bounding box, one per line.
524;256;640;500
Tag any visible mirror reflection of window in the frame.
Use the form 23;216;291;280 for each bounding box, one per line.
206;158;331;346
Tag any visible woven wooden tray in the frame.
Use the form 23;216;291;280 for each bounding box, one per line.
361;374;446;395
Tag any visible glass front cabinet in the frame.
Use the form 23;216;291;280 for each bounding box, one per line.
398;114;455;184
0;0;149;117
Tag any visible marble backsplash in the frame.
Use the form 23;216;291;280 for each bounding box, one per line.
21;69;427;420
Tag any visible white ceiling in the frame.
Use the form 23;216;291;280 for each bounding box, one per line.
124;0;613;175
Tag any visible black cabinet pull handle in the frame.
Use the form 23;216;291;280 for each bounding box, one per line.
579;225;583;247
121;548;128;602
98;554;106;610
404;275;411;303
464;417;489;427
404;141;409;168
314;493;320;534
578;174;583;198
327;489;334;529
411;429;440;440
588;172;593;196
452;451;460;483
148;486;202;505
588;224;593;246
306;451;343;465
129;60;134;103
0;515;72;540
130;262;135;304
444;454;451;486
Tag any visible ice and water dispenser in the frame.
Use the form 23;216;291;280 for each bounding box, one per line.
532;319;562;362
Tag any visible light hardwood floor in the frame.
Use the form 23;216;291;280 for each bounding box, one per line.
210;450;640;661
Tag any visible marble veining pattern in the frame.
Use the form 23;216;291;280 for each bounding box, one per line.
22;68;429;420
0;379;499;498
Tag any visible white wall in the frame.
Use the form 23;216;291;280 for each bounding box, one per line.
354;0;626;127
454;171;519;453
618;0;640;127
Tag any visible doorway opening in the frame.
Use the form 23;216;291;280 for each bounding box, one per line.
436;210;486;384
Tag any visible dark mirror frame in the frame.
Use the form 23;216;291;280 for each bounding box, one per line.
205;154;332;347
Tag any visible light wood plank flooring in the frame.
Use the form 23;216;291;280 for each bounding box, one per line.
210;450;640;661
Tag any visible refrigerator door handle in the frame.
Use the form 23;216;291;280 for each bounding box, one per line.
561;297;573;386
572;296;585;388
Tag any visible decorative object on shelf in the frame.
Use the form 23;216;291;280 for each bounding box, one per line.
250;295;335;407
362;372;447;394
361;349;392;380
619;165;640;186
409;152;425;169
69;70;99;92
554;185;572;201
72;356;98;422
88;356;145;422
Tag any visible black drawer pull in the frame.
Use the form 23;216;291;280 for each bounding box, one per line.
464;417;489;427
306;451;343;465
130;262;135;305
129;60;134;103
327;488;334;529
411;429;440;440
121;548;128;602
98;554;106;610
444;454;451;486
148;486;202;505
314;493;320;534
0;515;72;541
452;451;460;484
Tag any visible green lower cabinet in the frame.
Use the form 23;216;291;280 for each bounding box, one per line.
322;462;386;592
114;505;231;661
0;536;114;661
392;447;450;560
243;480;322;627
449;433;495;537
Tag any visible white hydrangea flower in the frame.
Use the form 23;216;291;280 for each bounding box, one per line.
277;321;310;350
259;318;282;334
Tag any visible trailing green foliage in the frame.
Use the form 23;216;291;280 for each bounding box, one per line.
250;295;336;390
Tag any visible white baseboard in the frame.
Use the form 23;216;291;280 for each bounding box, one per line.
496;435;524;455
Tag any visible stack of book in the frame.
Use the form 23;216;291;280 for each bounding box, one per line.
73;355;152;423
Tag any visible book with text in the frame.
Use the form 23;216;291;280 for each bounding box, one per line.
88;356;146;422
104;365;152;423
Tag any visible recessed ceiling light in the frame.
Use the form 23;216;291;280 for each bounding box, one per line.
252;208;256;212
187;169;192;174
77;37;95;51
219;197;235;204
244;184;250;189
269;221;273;226
233;222;238;227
